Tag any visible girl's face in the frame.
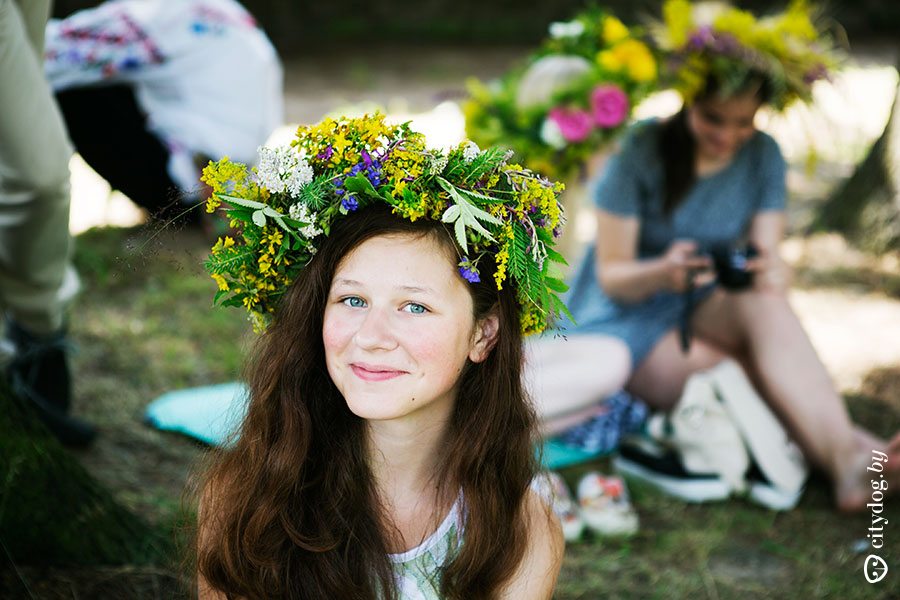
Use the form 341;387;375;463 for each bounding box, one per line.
322;233;496;426
687;93;762;163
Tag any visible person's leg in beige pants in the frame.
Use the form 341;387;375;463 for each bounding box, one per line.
0;0;93;446
0;0;78;335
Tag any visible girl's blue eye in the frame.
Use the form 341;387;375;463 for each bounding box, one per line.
342;297;366;308
403;303;427;314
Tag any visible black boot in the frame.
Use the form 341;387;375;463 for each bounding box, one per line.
5;319;97;448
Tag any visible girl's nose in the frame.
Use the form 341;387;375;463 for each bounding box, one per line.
354;306;398;351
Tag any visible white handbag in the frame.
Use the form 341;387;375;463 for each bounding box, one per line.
645;359;808;509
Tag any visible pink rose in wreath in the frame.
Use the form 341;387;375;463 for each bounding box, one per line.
548;107;593;143
590;84;629;128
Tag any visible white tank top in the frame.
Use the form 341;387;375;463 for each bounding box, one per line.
387;495;464;600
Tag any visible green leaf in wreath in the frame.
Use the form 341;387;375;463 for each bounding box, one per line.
546;246;568;265
344;174;382;200
437;177;501;253
544;276;569;294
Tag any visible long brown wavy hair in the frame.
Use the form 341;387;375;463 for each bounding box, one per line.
189;203;539;599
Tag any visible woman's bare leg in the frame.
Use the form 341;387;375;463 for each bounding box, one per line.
626;331;729;410
524;334;632;435
687;288;900;511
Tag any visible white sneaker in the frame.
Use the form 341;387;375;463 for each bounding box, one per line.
576;472;639;537
531;471;585;542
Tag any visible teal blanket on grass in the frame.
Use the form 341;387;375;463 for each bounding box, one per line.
144;383;602;469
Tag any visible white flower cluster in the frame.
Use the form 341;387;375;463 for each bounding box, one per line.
548;20;585;39
499;149;516;168
288;202;323;239
462;141;481;163
429;155;449;176
539;118;566;150
256;145;314;197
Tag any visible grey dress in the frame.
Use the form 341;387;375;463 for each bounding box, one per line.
560;119;787;367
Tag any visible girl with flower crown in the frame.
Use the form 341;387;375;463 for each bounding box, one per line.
190;115;566;599
558;0;900;511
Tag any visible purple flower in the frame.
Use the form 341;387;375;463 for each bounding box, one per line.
804;63;829;84
342;155;385;190
341;194;359;211
317;145;334;161
458;259;480;283
710;32;740;55
688;25;714;50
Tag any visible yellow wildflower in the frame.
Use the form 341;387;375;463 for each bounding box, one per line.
493;224;514;291
773;0;817;42
331;133;350;163
211;235;236;255
603;16;630;44
258;254;273;275
358;113;392;145
201;157;245;212
211;273;229;292
519;305;544;336
249;311;267;334
266;230;284;254
677;54;709;103
663;0;693;48
713;7;758;48
599;39;657;82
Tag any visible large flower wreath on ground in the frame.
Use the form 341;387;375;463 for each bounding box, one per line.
201;113;571;336
463;6;659;181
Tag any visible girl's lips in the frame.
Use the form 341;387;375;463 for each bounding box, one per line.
350;364;406;382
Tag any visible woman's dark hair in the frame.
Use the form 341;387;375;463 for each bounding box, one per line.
189;203;538;600
659;71;773;215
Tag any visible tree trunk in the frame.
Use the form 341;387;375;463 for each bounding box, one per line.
812;65;900;253
0;379;166;567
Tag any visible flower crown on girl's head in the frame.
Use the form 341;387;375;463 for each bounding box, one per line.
202;113;572;336
463;6;659;180
653;0;841;110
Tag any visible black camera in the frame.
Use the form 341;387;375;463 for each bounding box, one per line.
703;241;758;290
680;241;759;353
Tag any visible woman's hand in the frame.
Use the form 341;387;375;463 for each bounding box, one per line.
660;240;714;293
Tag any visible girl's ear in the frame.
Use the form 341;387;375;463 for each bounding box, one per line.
469;312;500;363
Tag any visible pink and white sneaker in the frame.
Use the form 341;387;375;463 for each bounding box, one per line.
531;471;585;542
576;472;639;537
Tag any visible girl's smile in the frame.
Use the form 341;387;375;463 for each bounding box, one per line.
350;362;408;382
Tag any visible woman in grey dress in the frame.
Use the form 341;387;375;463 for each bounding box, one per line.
563;70;900;511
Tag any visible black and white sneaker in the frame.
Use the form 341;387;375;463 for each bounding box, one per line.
612;436;731;503
746;461;805;511
613;437;805;509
